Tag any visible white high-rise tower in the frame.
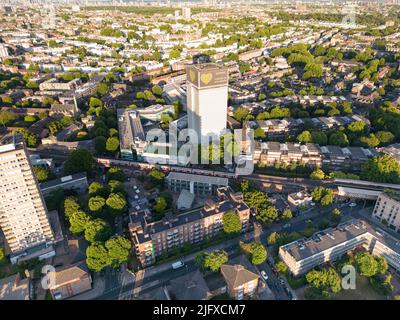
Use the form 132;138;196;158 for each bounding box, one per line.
0;135;55;264
186;62;229;144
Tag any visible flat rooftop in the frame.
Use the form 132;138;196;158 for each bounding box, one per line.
280;218;400;262
166;172;228;186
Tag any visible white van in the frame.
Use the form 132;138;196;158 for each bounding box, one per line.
171;260;185;270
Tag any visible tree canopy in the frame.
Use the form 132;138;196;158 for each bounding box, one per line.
223;211;242;234
64;148;95;175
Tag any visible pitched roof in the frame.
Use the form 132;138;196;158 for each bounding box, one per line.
52;262;89;287
221;262;258;289
168;270;211;300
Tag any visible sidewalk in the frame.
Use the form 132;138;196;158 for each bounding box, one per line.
142;233;254;279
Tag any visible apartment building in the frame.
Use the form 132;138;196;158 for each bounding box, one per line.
0;135;55;264
220;255;259;300
287;190;313;207
39;78;80;92
279;219;400;276
253;141;377;171
166;172;228;196
117;109;147;161
373;190;400;233
320;145;378;171
130;187;250;267
254;142;322;167
137;104;175;122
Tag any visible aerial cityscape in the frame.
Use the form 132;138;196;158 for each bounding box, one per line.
1;0;400;304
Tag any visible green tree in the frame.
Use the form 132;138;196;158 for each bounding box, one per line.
64;148;94;175
223;211;242;234
257;205;279;223
320;191;334;207
89;182;109;197
355;252;378;277
24;115;37;123
86;242;110;272
84;219;112;243
0;247;6;263
329;131;349;147
306;268;341;294
203;250;228;272
254;127;266;139
33;167;51;182
151;85;163;96
88;196;106;213
244;190;269;214
94;136;106;154
276;260;288;274
267;232;280;245
331;208;341;221
249;242;267;265
310;168;325;180
106;193;127;216
375;256;388;275
359;134;380;148
148;168;165;186
311;131;328;145
108;180;125;194
0;110;17;126
361;155;400;183
69;210;91;234
154;196;168;214
375;131;394;146
89;97;103;108
282;208;293;220
233;107;250;122
105;236;132;267
107;167;126;182
106;137;119;153
297;130;312;143
64;197;81;218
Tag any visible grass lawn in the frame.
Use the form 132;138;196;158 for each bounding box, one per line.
331;273;387;300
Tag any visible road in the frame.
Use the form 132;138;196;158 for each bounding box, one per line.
95;201;353;300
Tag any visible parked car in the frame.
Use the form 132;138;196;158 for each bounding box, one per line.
349;202;357;207
261;270;268;281
283;223;291;229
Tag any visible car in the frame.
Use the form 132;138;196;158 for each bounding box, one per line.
279;278;285;285
349;202;357;207
283;223;291;229
171;260;185;270
261;270;268;281
310;202;316;206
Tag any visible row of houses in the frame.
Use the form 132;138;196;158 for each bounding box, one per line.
256;115;369;138
254;141;378;171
